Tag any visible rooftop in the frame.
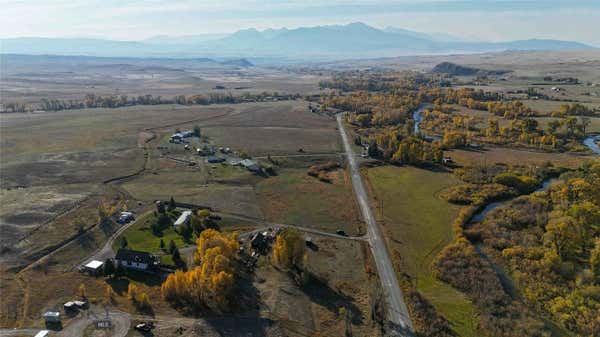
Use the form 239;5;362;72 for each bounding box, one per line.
84;260;104;270
174;210;192;226
115;248;156;264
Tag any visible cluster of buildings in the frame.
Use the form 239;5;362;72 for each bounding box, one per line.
169;130;195;143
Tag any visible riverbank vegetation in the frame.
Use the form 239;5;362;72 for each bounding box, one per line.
432;161;600;336
470;162;600;336
320;72;598;159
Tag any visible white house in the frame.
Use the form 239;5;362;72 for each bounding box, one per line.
115;249;158;271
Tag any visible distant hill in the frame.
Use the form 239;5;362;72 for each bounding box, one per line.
219;58;253;67
432;62;481;76
431;62;510;76
1;23;595;60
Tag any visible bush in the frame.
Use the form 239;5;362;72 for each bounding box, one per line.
440;183;515;205
493;172;538;194
307;161;340;177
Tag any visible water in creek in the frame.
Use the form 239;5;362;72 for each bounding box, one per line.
412;105;430;135
583;135;600;155
470;178;557;224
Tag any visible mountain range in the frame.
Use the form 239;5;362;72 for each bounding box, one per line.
0;22;594;61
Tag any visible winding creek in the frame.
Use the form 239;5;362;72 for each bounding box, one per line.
470;178;557;223
411;106;599;302
583;134;600;155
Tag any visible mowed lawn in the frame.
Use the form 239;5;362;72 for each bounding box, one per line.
112;212;188;254
113;211;258;254
366;166;477;337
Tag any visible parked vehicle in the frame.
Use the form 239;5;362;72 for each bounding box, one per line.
335;229;347;236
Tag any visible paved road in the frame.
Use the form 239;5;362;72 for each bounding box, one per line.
0;329;39;336
336;114;414;335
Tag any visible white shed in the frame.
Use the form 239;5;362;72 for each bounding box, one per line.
174;210;192;227
83;260;104;274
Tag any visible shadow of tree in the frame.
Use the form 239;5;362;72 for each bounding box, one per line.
99;218;118;237
44;321;63;331
299;272;364;325
107;277;129;296
203;264;273;336
385;321;416;337
204;316;275;337
76;230;96;250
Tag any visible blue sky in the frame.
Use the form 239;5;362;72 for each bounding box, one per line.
1;0;599;45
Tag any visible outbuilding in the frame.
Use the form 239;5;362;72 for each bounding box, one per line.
174;210;192;227
63;301;77;311
239;159;261;173
207;156;226;163
83;260;104;275
43;311;61;323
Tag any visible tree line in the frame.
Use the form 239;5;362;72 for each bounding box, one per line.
1;91;302;113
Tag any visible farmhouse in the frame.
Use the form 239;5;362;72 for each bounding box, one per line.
180;130;194;138
239;159;261;173
170;133;183;143
115;249;159;271
174;210;192;227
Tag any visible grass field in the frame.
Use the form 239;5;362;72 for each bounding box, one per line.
522;99;599;115
256;168;363;234
366;166;477;337
448;146;596;168
534;116;600;133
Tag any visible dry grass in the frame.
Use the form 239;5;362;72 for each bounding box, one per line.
256;168;363;234
448;146;596;169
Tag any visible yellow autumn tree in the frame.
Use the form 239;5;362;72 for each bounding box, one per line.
194;229;239;265
161;229;238;312
78;283;87;299
272;229;306;269
127;283;139;302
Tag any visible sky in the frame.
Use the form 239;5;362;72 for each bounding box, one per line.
1;0;599;46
